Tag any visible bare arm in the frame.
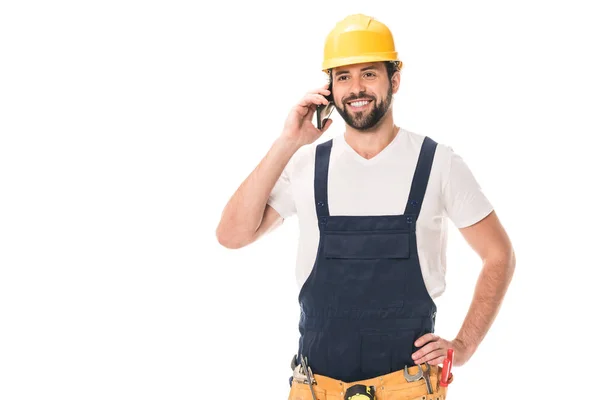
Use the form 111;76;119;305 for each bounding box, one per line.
451;210;516;363
412;210;516;366
215;137;301;249
216;84;334;249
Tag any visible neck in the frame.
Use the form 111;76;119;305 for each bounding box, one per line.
344;110;399;160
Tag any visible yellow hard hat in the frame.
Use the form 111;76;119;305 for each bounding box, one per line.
322;14;402;72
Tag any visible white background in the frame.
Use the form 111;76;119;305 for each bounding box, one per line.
1;1;599;399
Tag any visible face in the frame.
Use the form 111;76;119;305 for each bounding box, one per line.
331;62;397;130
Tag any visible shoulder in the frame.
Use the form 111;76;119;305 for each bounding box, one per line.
285;137;326;179
399;127;455;162
398;129;462;193
298;134;344;160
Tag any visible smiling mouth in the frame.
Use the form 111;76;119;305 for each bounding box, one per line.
347;99;373;110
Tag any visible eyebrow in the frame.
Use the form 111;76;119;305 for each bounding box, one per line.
334;65;378;77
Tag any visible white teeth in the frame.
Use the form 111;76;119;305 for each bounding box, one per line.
350;100;369;107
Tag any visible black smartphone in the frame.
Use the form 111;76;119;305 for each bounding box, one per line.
316;81;334;130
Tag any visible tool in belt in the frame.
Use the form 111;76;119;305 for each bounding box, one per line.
290;354;375;400
405;349;454;393
439;348;454;388
289;349;454;399
404;362;433;394
290;354;317;399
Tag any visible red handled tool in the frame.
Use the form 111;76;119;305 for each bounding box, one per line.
439;348;454;387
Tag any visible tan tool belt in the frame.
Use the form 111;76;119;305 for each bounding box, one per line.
288;363;453;400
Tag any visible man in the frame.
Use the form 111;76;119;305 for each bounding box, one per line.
216;14;515;400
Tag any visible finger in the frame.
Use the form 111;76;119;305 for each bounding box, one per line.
311;93;330;106
306;104;316;121
299;93;329;108
430;355;446;366
413;349;446;365
414;333;439;347
412;341;441;361
311;87;331;97
292;101;317;119
320;117;333;132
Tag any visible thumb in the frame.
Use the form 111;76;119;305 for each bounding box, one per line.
321;118;333;131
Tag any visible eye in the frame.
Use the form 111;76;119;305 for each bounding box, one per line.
364;72;376;78
337;75;349;81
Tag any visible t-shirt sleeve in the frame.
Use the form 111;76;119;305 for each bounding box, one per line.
442;147;494;228
267;159;297;219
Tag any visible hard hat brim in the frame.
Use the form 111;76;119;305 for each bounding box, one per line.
322;53;401;72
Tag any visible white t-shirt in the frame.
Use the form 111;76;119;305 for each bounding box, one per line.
267;127;494;299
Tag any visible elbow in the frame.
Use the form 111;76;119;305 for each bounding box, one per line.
503;248;517;287
510;248;516;269
484;246;516;275
504;246;516;271
216;235;240;249
508;248;517;277
497;247;517;279
215;226;249;250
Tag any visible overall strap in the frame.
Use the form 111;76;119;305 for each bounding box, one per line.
404;136;438;220
314;139;333;218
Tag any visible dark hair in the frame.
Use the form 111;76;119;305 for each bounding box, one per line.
385;61;401;82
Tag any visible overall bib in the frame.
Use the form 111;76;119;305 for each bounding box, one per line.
295;136;439;386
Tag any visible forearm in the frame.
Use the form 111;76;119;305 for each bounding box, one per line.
216;135;301;244
454;251;516;359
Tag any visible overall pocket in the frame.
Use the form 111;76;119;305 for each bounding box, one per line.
322;231;410;260
321;232;411;285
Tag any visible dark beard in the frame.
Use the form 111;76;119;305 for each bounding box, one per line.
335;84;393;130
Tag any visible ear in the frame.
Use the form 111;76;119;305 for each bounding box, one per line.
391;70;401;94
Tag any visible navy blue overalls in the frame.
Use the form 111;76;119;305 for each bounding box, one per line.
295;136;438;383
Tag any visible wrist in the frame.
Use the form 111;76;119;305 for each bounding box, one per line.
451;337;477;355
276;134;304;153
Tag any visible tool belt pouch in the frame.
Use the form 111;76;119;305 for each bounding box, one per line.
288;363;454;400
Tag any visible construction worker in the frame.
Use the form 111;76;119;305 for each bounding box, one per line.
216;14;516;400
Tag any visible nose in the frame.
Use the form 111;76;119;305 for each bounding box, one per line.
348;77;366;97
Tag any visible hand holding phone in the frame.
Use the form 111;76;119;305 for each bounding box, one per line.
281;83;334;147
